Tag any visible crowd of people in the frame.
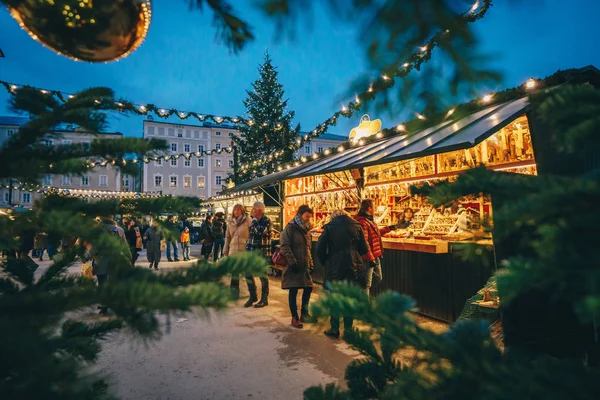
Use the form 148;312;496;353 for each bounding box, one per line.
7;198;397;336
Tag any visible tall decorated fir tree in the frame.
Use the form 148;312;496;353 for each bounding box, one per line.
233;52;300;184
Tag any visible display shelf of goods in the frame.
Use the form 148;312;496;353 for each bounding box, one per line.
437;115;536;174
364;155;435;185
424;211;459;236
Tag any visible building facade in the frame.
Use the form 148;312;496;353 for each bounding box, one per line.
0;116;123;207
142;119;236;199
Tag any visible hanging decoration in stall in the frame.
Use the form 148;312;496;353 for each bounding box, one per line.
6;0;152;62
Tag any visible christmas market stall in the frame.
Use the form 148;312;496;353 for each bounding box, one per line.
236;95;536;322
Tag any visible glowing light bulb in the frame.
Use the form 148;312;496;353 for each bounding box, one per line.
446;108;456;117
382;74;390;80
526;79;536;89
416;113;426;120
470;1;479;13
359;139;365;145
376;132;383;138
403;63;410;68
482;94;493;103
338;146;345;152
355;96;360;104
396;124;406;132
420;45;428;52
368;86;373;93
324;149;330;155
312;153;318;159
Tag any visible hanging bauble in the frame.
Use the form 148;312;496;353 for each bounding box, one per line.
7;0;152;62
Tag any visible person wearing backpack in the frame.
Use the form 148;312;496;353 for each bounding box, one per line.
212;212;226;262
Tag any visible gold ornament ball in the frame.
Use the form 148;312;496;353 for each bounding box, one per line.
8;0;152;62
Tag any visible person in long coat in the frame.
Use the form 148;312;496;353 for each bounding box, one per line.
144;222;163;270
223;204;251;299
280;205;315;329
317;209;369;339
199;215;214;260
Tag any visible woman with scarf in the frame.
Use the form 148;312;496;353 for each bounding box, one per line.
280;205;316;328
223;204;251;300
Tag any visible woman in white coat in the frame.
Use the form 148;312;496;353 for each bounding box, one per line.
224;204;251;299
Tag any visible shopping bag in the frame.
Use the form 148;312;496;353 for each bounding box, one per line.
272;248;287;267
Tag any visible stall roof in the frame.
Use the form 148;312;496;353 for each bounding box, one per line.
222;96;530;194
288;96;529;178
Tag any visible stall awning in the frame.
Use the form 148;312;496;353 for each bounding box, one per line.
289;96;529;178
222;96;530;193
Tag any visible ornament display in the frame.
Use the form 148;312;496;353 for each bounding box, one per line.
7;0;151;62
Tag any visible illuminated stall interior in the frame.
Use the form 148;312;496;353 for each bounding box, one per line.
279;97;536;250
209;190;282;233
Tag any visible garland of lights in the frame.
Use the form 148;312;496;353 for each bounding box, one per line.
1;182;163;198
241;0;492;172
244;73;548;177
1;0;491;170
84;146;234;169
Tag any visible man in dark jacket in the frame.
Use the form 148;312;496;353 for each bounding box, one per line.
199;215;214;260
244;201;272;308
211;212;226;261
124;218;142;264
317;209;369;339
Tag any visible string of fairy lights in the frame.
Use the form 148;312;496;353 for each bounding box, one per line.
0;181;163;199
1;1;494;184
240;0;493;172
242;76;539;177
82;146;234;169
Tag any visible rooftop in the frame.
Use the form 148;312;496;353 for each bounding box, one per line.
0;116;29;126
144;118;238;130
299;132;347;141
0;116;122;136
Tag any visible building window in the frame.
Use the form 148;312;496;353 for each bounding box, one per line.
62;139;72;146
22;192;31;203
317;146;324;152
171;158;177;167
304;145;311;154
62;175;71;186
184;143;191;152
215;176;222;186
178;129;183;138
184;159;191;167
81;175;90;186
4;192;9;202
216;143;222;150
154;174;163;187
186;130;191;138
184;176;191;188
168;128;175;137
198;158;204;168
170;175;178;187
158;127;165;136
171;143;177;152
215;158;222;168
228;132;234;137
148;126;155;135
193;130;199;139
228;159;234;168
99;175;108;187
81;142;91;151
42;175;52;186
197;176;205;188
123;177;130;187
155;158;163;166
198;144;204;153
215;131;221;136
7;129;15;137
44;139;54;147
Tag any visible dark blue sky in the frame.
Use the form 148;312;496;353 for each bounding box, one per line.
1;0;599;137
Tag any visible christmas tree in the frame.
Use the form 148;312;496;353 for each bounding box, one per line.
233;52;300;183
0;87;265;399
